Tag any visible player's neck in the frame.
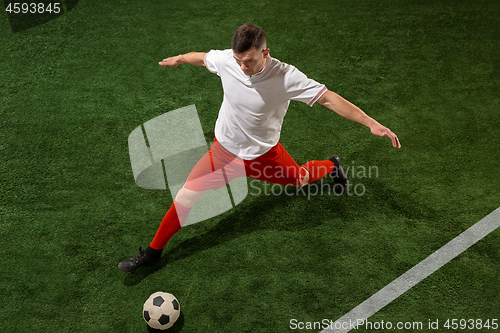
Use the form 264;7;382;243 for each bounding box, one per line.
252;56;269;76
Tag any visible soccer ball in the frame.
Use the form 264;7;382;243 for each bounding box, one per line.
143;292;180;330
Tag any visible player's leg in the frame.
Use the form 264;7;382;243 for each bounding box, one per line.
299;156;349;193
175;187;210;208
298;167;310;187
118;141;241;272
117;188;211;272
300;155;348;189
246;142;347;190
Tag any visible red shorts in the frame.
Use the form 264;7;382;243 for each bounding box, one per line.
184;138;306;192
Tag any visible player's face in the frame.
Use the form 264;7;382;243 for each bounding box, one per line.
233;46;270;76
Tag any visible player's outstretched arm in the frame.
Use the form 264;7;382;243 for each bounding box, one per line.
317;90;401;149
159;52;207;67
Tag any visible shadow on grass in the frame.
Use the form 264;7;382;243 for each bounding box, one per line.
122;177;441;286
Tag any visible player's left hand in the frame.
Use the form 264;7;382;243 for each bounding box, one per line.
370;123;401;149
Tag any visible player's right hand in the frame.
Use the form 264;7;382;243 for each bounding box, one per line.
159;56;181;68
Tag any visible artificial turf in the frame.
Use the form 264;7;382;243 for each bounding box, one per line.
1;0;499;332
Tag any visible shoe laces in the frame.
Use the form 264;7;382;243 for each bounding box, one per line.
131;247;148;264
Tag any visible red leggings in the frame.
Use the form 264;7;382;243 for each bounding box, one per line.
150;139;335;250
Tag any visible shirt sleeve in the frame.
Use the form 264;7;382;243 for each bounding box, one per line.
204;49;228;76
285;65;328;107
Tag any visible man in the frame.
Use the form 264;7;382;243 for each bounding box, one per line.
118;24;400;272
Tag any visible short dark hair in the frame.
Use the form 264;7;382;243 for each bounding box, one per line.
231;24;267;54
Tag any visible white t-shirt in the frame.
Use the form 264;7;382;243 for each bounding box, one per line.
204;49;327;160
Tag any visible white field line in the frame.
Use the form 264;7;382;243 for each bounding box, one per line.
320;207;500;333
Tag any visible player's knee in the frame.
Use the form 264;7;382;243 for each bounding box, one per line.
297;179;308;188
297;167;310;188
175;188;203;208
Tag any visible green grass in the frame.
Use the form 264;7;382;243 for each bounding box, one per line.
1;0;499;332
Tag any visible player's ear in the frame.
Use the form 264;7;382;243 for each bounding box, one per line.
262;48;270;58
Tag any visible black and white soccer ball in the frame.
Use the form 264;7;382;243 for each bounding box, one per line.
143;292;180;330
